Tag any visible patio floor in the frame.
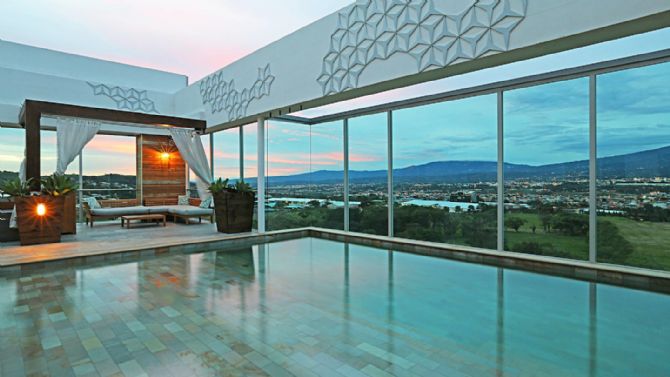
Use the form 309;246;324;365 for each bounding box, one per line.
0;220;249;267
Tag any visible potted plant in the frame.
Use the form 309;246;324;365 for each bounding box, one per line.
0;174;78;246
42;173;78;235
209;178;255;233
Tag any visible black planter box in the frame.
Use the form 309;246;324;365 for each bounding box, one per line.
213;191;255;233
0;209;19;242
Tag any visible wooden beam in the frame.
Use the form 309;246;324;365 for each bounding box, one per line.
20;100;206;130
19;99;206;189
23;105;41;191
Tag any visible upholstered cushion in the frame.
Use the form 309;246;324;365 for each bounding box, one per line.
146;206;171;214
85;197;101;209
90;206;150;216
199;197;213;209
177;195;189;205
165;205;213;216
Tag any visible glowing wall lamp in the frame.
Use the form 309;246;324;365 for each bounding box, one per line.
36;203;47;217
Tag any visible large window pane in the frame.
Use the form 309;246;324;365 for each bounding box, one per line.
597;62;670;270
393;94;497;248
213;128;240;181
310;121;344;230
82;134;137;200
349;113;388;235
0;128;24;190
265;120;311;231
504;78;590;260
243;123;258;229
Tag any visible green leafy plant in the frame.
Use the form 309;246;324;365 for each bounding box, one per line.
232;180;252;193
208;178;230;194
208;178;253;194
0;178;34;197
41;174;78;196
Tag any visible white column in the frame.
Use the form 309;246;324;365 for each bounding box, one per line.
239;126;244;181
343;119;350;232
497;90;505;252
209;132;214;178
78;152;83;223
387;111;394;237
257;117;266;233
589;74;597;263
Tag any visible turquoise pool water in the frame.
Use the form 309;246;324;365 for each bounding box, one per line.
1;237;668;376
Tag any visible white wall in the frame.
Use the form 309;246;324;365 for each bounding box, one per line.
174;0;670;130
0;0;669;132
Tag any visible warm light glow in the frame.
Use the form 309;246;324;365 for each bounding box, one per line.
161;152;170;160
36;203;46;216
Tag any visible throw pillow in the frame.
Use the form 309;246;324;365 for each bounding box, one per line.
178;195;189;205
85;197;101;209
199;197;213;209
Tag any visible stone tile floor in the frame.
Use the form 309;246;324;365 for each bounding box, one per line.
0;221;239;266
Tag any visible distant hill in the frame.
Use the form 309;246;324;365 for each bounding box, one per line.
0;171;136;186
267;145;670;185
3;146;668;186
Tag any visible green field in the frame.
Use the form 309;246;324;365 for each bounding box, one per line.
605;216;670;271
505;212;670;271
504;212;589;260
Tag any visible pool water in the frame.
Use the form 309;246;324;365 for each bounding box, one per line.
1;238;668;377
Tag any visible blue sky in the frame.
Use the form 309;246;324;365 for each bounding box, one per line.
0;2;668;176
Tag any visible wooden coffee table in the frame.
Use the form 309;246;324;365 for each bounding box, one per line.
121;214;166;228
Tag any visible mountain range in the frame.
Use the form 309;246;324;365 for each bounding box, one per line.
267;145;670;185
2;146;667;186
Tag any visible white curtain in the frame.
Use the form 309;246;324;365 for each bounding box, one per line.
169;128;212;201
56;117;101;174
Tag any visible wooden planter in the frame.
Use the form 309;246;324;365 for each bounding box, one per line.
15;195;64;246
61;191;77;235
212;190;255;233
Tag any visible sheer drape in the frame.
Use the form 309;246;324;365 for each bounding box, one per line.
56;117;101;174
169;128;212;201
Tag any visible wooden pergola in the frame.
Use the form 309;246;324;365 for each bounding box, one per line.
19;99;206;190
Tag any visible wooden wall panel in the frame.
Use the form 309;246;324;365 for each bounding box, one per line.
138;135;185;203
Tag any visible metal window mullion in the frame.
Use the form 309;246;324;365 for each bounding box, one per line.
589;74;597;263
387;111;394;237
239;126;244;181
343;118;350;232
209;132;214;178
78;152;83;223
257;118;266;232
497;90;505;252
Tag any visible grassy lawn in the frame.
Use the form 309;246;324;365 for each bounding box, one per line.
505;212;670;271
603;216;670;271
504;212;588;260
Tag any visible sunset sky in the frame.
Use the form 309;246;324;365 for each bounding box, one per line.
0;2;668;177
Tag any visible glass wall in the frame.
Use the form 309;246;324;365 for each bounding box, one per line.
243;123;258;229
310;121;344;230
504;78;590;260
597;62;670;270
213;128;240;181
265;120;311;231
393;95;497;247
82;134;137;200
0;128;24;198
348;113;388;235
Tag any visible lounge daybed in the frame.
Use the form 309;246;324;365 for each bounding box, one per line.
83;197;213;226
